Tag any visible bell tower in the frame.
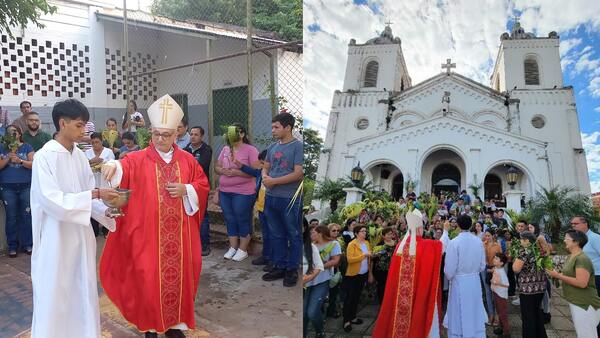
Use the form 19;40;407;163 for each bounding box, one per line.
342;24;412;92
490;19;563;92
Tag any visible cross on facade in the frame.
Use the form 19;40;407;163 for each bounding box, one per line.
385;20;394;26
159;98;173;124
441;58;456;74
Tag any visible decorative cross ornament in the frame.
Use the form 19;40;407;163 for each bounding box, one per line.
159;98;173;125
441;58;456;74
385;20;394;26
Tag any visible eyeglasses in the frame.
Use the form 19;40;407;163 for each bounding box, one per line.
331;229;339;232
152;132;175;139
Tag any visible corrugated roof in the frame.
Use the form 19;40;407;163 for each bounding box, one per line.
96;7;287;45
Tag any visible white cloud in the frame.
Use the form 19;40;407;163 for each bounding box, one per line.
581;132;600;192
305;0;600;137
560;38;582;57
589;77;600;98
574;51;600;74
595;107;600;113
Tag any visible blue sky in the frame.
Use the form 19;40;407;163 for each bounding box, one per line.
303;0;600;191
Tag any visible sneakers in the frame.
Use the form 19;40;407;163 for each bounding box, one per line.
232;249;248;262
252;256;269;265
224;247;237;260
144;332;158;338
262;268;286;281
511;297;520;306
283;270;298;287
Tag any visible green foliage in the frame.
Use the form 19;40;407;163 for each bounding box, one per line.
1;131;18;153
303;128;323;181
135;128;152;149
151;0;302;41
528;186;600;242
313;178;351;212
0;0;56;39
505;209;531;228
303;178;315;208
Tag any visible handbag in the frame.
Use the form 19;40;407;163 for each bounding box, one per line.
329;271;342;288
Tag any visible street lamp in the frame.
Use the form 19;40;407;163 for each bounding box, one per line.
505;165;521;189
351;162;364;187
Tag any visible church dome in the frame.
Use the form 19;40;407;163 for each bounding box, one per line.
506;19;536;39
365;25;401;45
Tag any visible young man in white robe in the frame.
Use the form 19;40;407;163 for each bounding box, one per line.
30;99;119;338
443;214;488;338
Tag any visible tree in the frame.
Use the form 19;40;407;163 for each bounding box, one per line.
0;0;56;39
303;128;322;181
313;178;352;213
151;0;302;41
528;186;600;242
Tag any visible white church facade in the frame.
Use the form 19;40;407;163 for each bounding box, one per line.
316;22;591;210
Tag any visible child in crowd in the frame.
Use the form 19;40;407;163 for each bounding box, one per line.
491;252;510;338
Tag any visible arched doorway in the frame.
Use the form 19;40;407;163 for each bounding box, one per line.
432;163;461;195
420;148;466;195
484;174;502;201
391;173;404;200
365;162;403;197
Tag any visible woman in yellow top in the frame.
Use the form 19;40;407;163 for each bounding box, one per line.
342;225;371;332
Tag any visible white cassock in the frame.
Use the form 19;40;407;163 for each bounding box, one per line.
443;231;488;338
30;140;115;338
429;230;450;338
84;147;115;188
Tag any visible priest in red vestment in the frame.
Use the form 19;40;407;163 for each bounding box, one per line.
100;94;209;338
372;209;450;338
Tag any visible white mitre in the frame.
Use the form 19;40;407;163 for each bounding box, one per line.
397;208;424;256
147;94;184;130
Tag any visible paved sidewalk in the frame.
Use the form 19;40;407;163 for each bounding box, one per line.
313;286;577;338
1;236;301;338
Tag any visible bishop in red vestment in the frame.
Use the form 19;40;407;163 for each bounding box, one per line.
100;95;209;337
372;210;449;338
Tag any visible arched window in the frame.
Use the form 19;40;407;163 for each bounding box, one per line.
363;60;379;87
524;57;540;85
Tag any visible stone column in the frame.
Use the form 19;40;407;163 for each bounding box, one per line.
503;190;524;213
343;187;366;207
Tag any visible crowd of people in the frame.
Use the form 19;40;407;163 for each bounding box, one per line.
1;99;303;267
303;189;600;338
1;96;303;338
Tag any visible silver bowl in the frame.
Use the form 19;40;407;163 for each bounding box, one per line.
103;188;131;217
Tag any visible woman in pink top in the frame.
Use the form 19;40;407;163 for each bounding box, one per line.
215;124;259;262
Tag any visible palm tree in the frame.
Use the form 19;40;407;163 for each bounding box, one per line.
528;186;599;242
313;178;352;213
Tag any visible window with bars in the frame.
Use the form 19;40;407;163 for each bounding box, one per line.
363;60;379;87
524;58;540;85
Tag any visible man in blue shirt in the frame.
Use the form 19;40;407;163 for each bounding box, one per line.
261;112;303;287
572;215;600;336
175;118;191;149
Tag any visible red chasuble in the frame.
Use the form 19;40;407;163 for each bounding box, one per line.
372;237;443;338
99;144;209;333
